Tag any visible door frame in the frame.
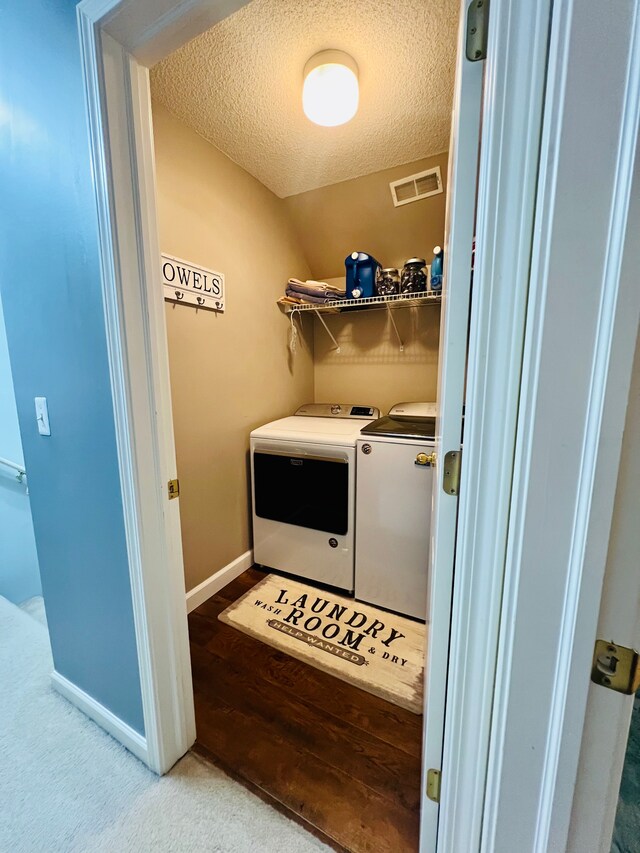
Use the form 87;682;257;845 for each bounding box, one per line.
431;0;553;848
481;2;640;851
419;0;554;847
567;329;640;852
74;0;639;849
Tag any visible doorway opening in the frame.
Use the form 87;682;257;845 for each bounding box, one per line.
78;0;559;848
148;1;462;850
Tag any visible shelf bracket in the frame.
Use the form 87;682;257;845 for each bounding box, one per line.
313;309;341;353
386;304;404;351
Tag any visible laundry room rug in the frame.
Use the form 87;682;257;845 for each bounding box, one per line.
218;575;426;714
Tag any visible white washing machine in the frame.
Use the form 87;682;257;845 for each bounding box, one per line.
250;403;379;591
355;402;437;620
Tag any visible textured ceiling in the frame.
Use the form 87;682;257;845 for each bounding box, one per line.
150;0;459;198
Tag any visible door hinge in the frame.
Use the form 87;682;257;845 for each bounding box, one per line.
426;768;441;803
443;449;462;495
168;478;180;500
591;639;640;695
466;0;490;62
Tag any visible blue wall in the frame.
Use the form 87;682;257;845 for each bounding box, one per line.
0;294;41;604
0;0;145;734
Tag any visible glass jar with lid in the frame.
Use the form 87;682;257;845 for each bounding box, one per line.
376;267;400;296
400;258;428;294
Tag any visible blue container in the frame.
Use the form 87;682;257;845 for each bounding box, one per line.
430;245;443;293
345;252;381;300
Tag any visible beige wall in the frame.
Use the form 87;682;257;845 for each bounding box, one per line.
152;102;314;592
313;304;440;415
153;101;447;589
286;155;447;413
283;152;448;280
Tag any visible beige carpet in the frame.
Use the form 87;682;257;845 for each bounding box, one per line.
219;575;426;714
1;595;330;853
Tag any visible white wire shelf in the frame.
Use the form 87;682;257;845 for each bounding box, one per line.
281;292;442;353
279;292;441;316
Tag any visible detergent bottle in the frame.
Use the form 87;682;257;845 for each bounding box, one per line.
345;252;381;300
430;246;443;293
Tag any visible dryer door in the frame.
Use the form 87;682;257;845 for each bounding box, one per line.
253;447;348;535
251;439;356;591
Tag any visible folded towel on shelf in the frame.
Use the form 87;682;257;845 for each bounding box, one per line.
288;278;345;294
286;278;346;303
284;288;341;305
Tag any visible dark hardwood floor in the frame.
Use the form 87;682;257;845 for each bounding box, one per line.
188;567;422;853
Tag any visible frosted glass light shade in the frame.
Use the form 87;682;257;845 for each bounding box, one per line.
302;50;359;127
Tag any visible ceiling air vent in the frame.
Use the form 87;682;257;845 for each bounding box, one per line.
390;166;443;207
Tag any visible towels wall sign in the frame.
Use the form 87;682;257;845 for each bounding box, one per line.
161;253;225;312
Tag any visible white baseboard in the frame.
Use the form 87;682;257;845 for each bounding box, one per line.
51;670;149;766
186;549;253;613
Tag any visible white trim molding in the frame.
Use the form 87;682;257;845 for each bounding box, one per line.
437;0;552;849
418;4;483;846
52;671;148;765
75;0;250;776
77;3;196;774
186;550;253;613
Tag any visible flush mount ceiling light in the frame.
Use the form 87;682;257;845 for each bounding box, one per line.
302;50;359;127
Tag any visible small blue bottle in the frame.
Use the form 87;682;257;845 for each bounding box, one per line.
430;245;443;293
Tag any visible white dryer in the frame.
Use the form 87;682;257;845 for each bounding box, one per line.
250;403;379;591
355;402;436;620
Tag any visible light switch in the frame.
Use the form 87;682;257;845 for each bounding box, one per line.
35;397;51;436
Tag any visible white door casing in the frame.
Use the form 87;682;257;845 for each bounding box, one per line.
481;2;640;851
567;327;640;853
435;0;553;849
419;1;483;848
76;0;253;773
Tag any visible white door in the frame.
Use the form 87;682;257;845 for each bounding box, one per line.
419;1;484;847
567;329;640;853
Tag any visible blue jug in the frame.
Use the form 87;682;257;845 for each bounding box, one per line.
430;245;443;293
345;252;381;300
